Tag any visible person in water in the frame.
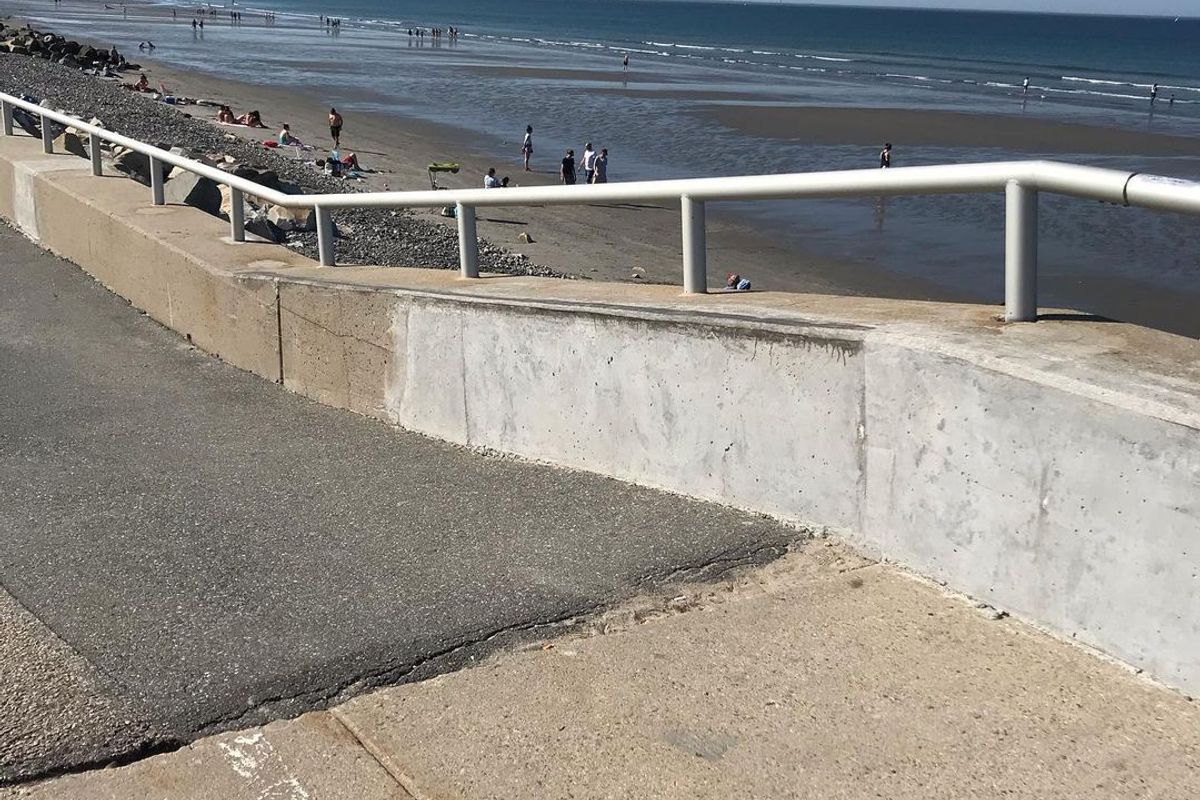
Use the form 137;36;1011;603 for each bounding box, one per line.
880;142;892;168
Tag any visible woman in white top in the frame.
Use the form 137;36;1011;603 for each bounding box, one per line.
522;125;533;172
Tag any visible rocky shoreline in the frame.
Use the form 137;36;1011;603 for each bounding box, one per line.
0;25;563;277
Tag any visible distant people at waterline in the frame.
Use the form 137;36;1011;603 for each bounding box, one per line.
1151;83;1159;103
880;142;892;169
1022;76;1029;95
623;53;629;71
561;149;576;184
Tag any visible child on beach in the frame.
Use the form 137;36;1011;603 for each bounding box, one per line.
484;167;501;188
328;108;343;148
522;125;533;171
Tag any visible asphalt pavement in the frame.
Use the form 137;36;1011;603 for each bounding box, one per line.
0;222;803;785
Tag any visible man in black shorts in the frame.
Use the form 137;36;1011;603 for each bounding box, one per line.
328;107;343;149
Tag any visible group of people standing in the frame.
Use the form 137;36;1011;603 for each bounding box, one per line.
561;143;608;185
517;127;609;184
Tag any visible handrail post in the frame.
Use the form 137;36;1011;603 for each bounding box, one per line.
149;156;165;205
315;206;335;265
230;187;245;242
1;100;12;136
1004;179;1038;322
457;202;478;278
41;113;53;154
681;195;707;294
89;133;103;176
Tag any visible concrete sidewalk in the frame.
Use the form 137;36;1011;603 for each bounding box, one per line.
8;542;1198;799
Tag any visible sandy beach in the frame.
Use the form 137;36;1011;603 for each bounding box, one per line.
3;0;1200;335
129;59;940;300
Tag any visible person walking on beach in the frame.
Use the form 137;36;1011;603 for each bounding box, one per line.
592;149;609;184
1150;83;1159;103
581;142;596;184
328;108;343;148
1022;76;1029;95
879;142;892;169
561;149;576;184
623;53;629;71
522;125;533;171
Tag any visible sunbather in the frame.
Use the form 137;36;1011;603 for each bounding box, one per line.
215;105;236;124
237;110;266;128
131;73;150;91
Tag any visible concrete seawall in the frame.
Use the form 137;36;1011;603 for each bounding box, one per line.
3;134;1197;694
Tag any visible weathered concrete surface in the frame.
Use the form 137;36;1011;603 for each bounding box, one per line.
334;545;1200;799
12;543;1197;799
0;211;800;782
2;713;409;799
1;131;1198;696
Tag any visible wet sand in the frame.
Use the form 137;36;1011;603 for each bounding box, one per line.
459;65;683;84
706;105;1200;155
126;60;942;301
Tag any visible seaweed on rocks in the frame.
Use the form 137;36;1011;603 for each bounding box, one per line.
0;49;565;277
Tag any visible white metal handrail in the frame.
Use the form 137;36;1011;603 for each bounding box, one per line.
5;89;1200;322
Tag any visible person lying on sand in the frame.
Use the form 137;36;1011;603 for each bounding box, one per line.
237;110;266;128
215;105;236;124
129;73;150;91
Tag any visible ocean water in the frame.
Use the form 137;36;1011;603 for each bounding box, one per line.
14;0;1200;331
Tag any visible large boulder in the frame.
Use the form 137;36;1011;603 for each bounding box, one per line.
231;165;282;193
266;204;316;232
164;172;223;217
52;131;88;158
245;213;284;244
110;149;168;186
